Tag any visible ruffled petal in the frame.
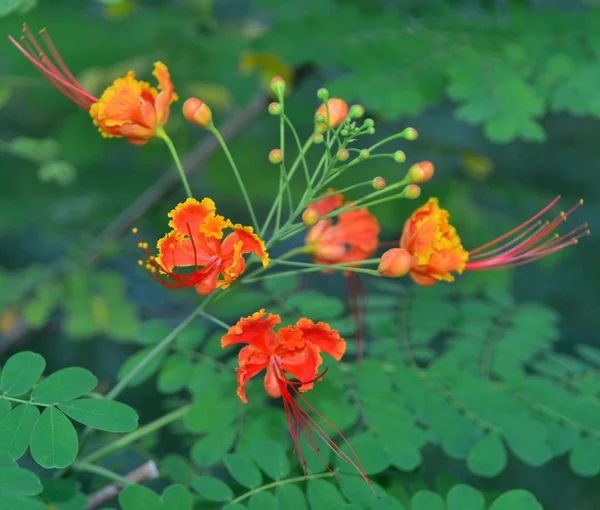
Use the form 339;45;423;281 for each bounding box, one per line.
156;231;195;271
236;344;269;403
295;318;346;361
338;208;380;254
309;190;343;217
221;309;281;351
278;341;323;393
218;241;245;289
223;224;270;267
200;214;231;240
152;61;178;126
168;198;217;239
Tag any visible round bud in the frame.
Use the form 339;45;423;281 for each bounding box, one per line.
337;148;350;161
269;149;283;164
367;127;375;135
403;184;421;199
302;207;321;227
408;161;434;183
359;149;370;160
363;118;375;128
349;104;365;119
393;151;406;163
313;133;324;144
372;176;386;190
378;248;412;278
315;98;349;133
317;88;329;101
268;102;282;115
270;76;286;97
182;98;213;128
404;127;418;140
340;128;349;136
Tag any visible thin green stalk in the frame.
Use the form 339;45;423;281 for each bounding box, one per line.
269;259;380;276
208;125;259;230
231;473;335;503
156;127;193;198
279;106;294;216
282;114;311;185
200;311;230;330
0;395;50;407
81;404;192;465
73;462;132;486
367;130;410;152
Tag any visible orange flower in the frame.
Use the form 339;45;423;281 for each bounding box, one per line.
221;310;372;488
389;196;589;286
9;24;177;145
305;191;380;271
135;198;269;295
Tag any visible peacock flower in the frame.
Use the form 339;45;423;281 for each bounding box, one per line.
221;310;373;489
9;24;177;145
386;196;589;287
134;198;269;295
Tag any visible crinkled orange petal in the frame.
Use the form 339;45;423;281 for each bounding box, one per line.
156;231;192;271
168;198;217;238
295;318;346;361
338;208;380;254
279;341;323;393
152;61;178;126
194;266;220;295
221;309;281;351
409;270;439;287
276;325;305;351
310;190;343;217
236;344;269;403
200;214;231;240
223;224;270;268
218;241;245;289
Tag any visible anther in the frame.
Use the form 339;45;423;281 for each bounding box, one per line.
580;198;584;205
137;260;143;266
132;227;139;234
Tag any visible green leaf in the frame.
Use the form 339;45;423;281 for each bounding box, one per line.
38;160;77;186
40;478;87;510
251;440;290;480
162;484;193;510
9;137;60;161
183;393;237;434
161;454;193;486
337;433;390;475
489;490;542;510
339;474;379;507
0;404;40;459
411;490;445;510
191;476;233;502
191;429;236;467
446;485;485;510
0;467;43;495
57;399;138;432
224;453;262;489
31;367;98;404
263;273;299;296
119;484;164;510
0;494;48;510
1;352;45;397
306;479;345;509
249;492;277;510
135;320;172;345
117;348;167;387
501;417;552;466
466;432;507;477
286;291;345;321
0;399;11;421
371;496;406;510
175;324;208;350
0;453;16;468
29;407;78;469
157;355;194;394
275;484;308;510
569;436;600;476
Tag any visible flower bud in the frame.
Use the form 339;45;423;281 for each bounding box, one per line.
337;148;349;161
270;76;286;97
302;207;320;227
268;102;282;115
408;161;434;183
367;127;375;135
363;118;374;128
182;98;213;128
403;184;421;199
404;127;418;140
340;128;349;136
313;133;324;144
269;149;283;164
317;87;329;101
378;248;412;278
349;104;365;119
393;151;406;163
359;149;370;160
372;176;386;190
315;98;349;133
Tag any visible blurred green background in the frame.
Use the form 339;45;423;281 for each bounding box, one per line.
1;0;599;508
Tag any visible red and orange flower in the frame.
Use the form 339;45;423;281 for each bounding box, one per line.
9;24;177;145
384;196;589;286
135;198;269;295
221;310;372;487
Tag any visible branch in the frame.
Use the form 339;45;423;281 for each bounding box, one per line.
85;460;159;510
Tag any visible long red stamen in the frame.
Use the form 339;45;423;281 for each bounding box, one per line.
345;274;365;364
8;24;97;109
274;370;375;493
466;198;589;271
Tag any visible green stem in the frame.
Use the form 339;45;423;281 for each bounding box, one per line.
156;127;193;199
73;462;132;486
367;130;410;152
200;311;231;330
0;395;50;407
231;472;335;503
81;404;192;465
283;115;311;186
268;259;380;276
208;125;259;230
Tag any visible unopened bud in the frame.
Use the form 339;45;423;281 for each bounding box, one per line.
403;184;421;199
372;176;386;190
393;151;406;163
317;88;329;101
378;248;412;278
313;133;324;144
270;76;286;97
337;148;349;161
268;102;282;115
404;127;418;140
367;127;375;135
349;104;365;119
315;98;349;133
269;149;283;164
340;128;349;136
363;118;374;128
182;98;213;128
359;149;370;160
408;161;434;183
302;207;321;227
